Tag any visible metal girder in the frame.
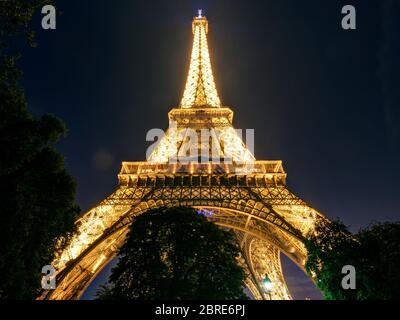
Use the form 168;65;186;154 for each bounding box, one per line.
37;13;326;301
38;187;312;300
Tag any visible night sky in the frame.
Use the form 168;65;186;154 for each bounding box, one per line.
19;0;400;299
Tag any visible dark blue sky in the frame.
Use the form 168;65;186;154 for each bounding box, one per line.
19;0;400;299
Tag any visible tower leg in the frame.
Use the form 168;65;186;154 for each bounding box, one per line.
236;232;292;300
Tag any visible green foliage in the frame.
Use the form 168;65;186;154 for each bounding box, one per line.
306;218;400;300
0;0;79;299
356;223;400;299
0;0;50;50
305;218;360;300
96;207;248;300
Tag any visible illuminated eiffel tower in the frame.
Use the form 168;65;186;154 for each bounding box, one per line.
40;12;324;300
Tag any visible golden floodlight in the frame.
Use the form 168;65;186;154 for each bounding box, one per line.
39;12;327;301
180;13;221;108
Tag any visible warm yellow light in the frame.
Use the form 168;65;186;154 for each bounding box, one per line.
180;15;221;108
41;13;326;302
92;254;106;273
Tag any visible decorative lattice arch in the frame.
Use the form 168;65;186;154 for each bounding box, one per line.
39;13;325;300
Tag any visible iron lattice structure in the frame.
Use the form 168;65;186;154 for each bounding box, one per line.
40;13;324;300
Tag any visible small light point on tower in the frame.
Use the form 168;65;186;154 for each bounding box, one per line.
197;9;203;18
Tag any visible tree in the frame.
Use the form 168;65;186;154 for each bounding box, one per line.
305;218;400;300
305;218;360;300
356;223;400;299
0;0;79;299
96;207;248;300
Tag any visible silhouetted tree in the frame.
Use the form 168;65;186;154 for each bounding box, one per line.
96;207;247;300
0;0;79;299
356;222;400;299
306;218;400;300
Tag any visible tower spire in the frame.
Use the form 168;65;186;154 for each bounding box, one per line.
180;11;221;108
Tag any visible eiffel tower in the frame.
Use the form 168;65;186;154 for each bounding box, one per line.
40;12;324;300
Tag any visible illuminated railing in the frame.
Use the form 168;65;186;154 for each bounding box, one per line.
120;160;285;176
168;107;234;127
